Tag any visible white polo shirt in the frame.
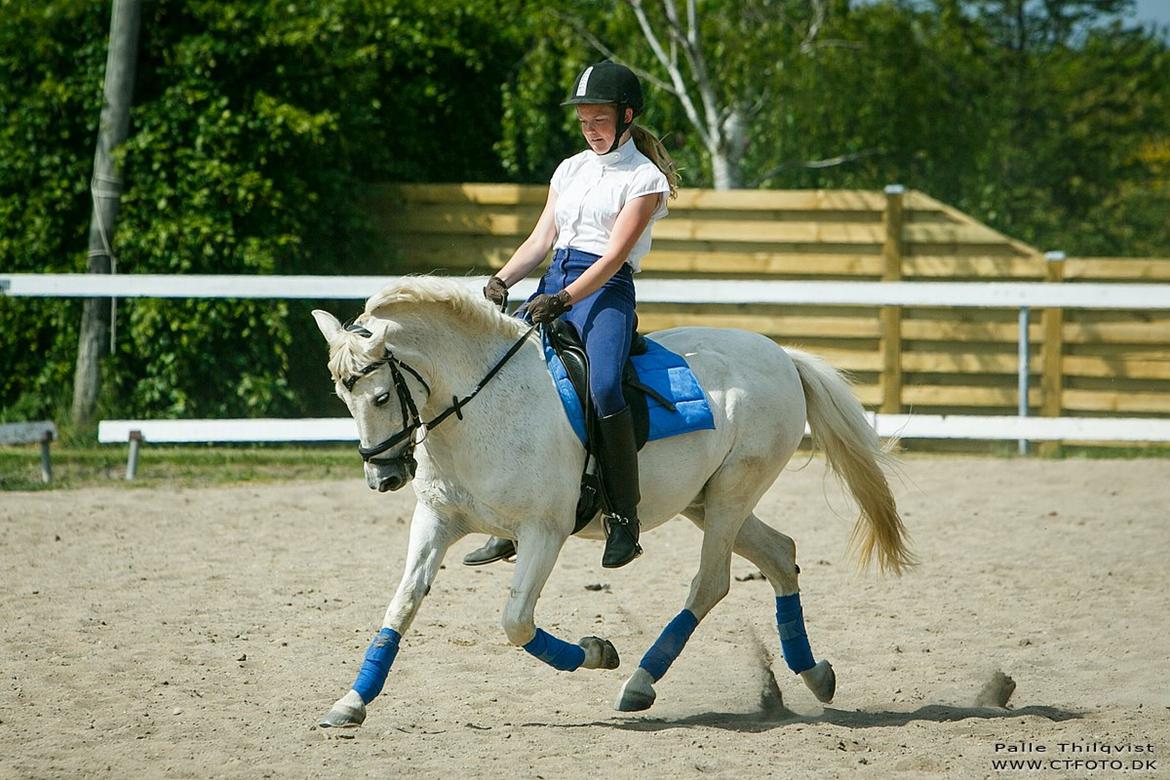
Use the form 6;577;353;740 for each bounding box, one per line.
550;137;670;272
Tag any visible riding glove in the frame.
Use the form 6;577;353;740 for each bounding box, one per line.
527;290;573;325
483;275;509;310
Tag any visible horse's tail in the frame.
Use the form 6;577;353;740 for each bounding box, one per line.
788;349;916;575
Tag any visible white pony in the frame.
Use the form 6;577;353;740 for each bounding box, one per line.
312;276;913;728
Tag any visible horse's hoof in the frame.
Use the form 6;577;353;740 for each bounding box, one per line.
318;702;366;728
579;636;620;670
614;667;656;712
801;659;836;703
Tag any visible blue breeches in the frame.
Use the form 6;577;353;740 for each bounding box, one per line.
525;247;636;417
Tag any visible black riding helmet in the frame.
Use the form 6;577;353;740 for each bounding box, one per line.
562;60;644;154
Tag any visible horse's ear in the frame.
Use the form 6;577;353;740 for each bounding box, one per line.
311;309;343;343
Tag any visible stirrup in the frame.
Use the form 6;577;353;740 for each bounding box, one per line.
462;536;516;567
601;514;642;569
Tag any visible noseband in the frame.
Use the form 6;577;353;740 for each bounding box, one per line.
342;322;537;474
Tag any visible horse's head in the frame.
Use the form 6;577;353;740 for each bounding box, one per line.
314;277;531;492
312;308;429;493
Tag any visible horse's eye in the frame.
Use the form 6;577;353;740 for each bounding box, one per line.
375;392;391;407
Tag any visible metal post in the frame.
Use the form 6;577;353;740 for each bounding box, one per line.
40;431;53;484
126;430;143;480
1017;306;1030;455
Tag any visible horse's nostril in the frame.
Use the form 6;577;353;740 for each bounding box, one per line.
379;475;402;493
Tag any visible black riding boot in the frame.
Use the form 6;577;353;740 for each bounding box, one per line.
462;536;516;566
597;407;642;568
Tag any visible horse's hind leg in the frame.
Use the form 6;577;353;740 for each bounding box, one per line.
614;500;746;712
733;514;835;703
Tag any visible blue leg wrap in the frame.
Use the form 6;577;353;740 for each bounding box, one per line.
523;628;586;671
639;609;699;682
352;627;401;704
776;594;816;674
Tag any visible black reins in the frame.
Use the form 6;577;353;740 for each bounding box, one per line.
343;323;537;469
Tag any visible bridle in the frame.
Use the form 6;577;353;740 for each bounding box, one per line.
342;322;537;475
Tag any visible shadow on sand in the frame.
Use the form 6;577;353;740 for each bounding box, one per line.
521;660;1080;734
522;703;1081;735
608;702;1081;734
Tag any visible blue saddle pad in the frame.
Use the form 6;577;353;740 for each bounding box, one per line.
543;336;716;446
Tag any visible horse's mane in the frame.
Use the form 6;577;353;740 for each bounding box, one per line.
326;276;527;385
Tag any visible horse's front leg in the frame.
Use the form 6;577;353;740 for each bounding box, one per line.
318;504;461;728
504;528;620;672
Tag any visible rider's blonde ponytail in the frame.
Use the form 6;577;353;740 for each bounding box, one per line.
631;124;680;199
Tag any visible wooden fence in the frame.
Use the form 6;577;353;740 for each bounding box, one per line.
365;183;1170;424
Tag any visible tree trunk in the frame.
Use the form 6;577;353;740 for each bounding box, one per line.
710;107;748;190
710;149;740;190
71;0;142;426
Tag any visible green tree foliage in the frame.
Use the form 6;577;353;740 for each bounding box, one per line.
2;0;1166;426
497;1;1167;256
0;1;105;423
1;0;522;424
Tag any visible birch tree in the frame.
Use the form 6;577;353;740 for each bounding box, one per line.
564;0;829;189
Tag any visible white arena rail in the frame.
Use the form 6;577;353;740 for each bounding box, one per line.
5;273;1169;463
97;413;1170;480
3;272;1170;309
97;418;359;479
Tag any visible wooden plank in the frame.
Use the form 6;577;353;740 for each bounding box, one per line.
0;421;56;445
388;210;1025;247
904;255;1043;279
1041;255;1065;418
653;220;885;244
791;348;884;372
880;187;904;413
1038;253;1067;456
902;191;949;213
667;189;886;211
853;385;883;406
388;240;1037;276
903;223;1013;245
380;184;893;212
638;251;882;276
1065;320;1170;344
903;386;1042;407
1063;257;1170;281
1061;356;1170;380
902;352;1042;374
665;208;882;224
903;320;1043;342
637;312;881;338
1061;390;1170;414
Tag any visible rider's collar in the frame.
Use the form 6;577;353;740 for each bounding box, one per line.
592;135;636;166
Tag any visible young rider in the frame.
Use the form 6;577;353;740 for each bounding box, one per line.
464;60;680;569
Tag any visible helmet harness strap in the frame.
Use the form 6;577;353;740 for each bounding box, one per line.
608;102;631;154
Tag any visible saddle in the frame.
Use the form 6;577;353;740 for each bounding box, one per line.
544;319;678;535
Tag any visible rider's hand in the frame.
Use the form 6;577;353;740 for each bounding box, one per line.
483;275;509;311
528;290;573;325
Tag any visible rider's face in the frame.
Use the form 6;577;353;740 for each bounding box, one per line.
576;104;631;153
